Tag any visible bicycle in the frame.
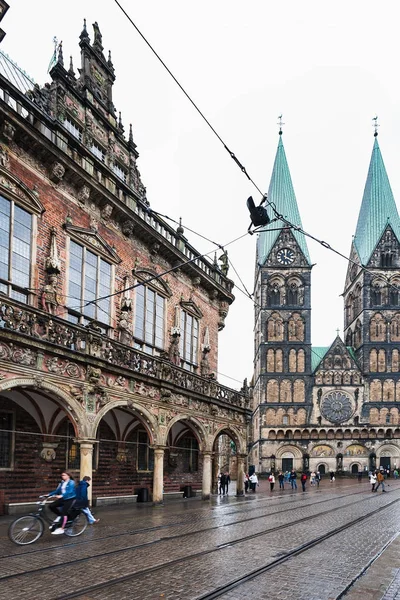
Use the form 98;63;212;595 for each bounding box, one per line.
8;496;88;545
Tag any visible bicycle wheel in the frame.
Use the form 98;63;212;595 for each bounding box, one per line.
64;512;88;537
8;515;44;545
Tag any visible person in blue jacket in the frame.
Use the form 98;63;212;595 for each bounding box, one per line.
75;476;99;525
47;471;76;535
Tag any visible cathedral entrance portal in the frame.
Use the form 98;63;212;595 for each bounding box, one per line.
282;457;293;472
380;457;391;471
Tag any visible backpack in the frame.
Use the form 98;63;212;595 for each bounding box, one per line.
268;475;273;482
301;474;307;482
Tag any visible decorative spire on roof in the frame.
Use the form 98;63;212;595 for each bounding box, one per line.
257;126;311;266
353;127;400;265
57;41;64;67
80;18;89;42
68;55;75;77
118;111;124;132
128;123;137;151
372;115;379;137
107;50;114;73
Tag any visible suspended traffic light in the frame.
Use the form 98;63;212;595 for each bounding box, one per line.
246;196;270;228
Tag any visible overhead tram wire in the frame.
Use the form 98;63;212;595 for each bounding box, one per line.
113;0;265;200
112;1;400;298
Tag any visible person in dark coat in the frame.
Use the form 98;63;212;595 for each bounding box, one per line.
219;473;227;495
75;476;100;524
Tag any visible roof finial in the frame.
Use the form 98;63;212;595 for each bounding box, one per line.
68;55;75;77
128;123;137;151
108;50;114;70
277;114;285;136
80;18;89;42
372;115;379;137
177;217;184;235
57;41;64;67
336;328;340;337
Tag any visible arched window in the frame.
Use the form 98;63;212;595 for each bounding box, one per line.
392;349;399;372
267;284;281;306
288;313;305;341
390;315;400;342
266;379;279;402
289;349;297;372
354;320;362;347
287;283;298;305
280;380;292;403
390;285;399;306
381;252;393;267
370;314;386;342
369;349;378;372
371;284;382;306
267;313;284;341
297;349;305;372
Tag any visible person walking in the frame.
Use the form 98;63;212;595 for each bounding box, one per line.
47;471;77;535
310;471;316;486
330;471;335;482
375;470;386;492
278;472;285;490
219;472;227;495
394;469;399;479
244;473;249;493
301;472;307;492
315;471;321;487
268;472;275;492
289;470;297;490
75;476;100;524
249;472;258;492
224;472;231;495
357;470;362;482
370;471;377;492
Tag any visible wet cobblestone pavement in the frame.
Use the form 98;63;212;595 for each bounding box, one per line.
1;479;400;600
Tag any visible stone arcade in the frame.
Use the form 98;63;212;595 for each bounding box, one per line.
0;22;249;514
251;129;400;476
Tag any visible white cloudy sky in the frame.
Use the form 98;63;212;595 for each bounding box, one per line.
4;1;400;388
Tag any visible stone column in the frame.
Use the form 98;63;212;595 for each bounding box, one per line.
201;452;213;500
212;452;220;494
236;454;247;496
152;446;165;504
79;440;94;504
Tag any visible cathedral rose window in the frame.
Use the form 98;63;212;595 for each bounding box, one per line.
320;391;354;423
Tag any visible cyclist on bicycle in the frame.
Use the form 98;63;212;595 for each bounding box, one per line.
46;471;76;535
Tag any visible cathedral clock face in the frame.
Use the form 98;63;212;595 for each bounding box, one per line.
320;391;354;424
276;248;295;265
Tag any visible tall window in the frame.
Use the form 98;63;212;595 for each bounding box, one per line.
66;422;80;470
0;412;13;469
113;163;127;182
67;240;112;326
63;117;82;141
134;285;165;354
90;143;105;162
135;429;154;471
178;434;199;472
0;196;32;303
180;310;199;370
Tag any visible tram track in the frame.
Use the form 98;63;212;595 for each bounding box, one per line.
0;483;378;560
53;495;400;600
0;488;397;588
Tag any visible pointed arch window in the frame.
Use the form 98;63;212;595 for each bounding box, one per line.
267;284;281;306
390;285;399;306
371;284;382;306
381;252;393;267
287;283;298;305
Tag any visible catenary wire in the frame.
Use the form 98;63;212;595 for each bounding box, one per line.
112;0;400;297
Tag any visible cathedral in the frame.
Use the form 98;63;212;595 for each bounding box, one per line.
251;129;400;476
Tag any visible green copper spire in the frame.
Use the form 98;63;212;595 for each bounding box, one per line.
354;137;400;265
257;135;311;265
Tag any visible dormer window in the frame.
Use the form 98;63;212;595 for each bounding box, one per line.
90;143;105;163
63;117;82;141
113;163;127;182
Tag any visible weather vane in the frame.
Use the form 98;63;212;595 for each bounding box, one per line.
372;115;379;137
277;114;285;135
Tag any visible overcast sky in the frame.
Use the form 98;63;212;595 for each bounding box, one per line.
4;1;400;388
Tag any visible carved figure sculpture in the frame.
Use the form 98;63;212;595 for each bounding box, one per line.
41;274;59;314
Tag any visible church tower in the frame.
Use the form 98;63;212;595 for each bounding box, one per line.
252;130;313;473
343;130;400;417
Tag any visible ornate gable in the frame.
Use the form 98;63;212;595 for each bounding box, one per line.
314;336;362;386
0;166;44;214
180;299;203;319
134;269;172;297
367;225;400;269
265;228;310;268
64;224;121;263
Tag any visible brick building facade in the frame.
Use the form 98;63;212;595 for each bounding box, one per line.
0;21;249;513
251;130;400;477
